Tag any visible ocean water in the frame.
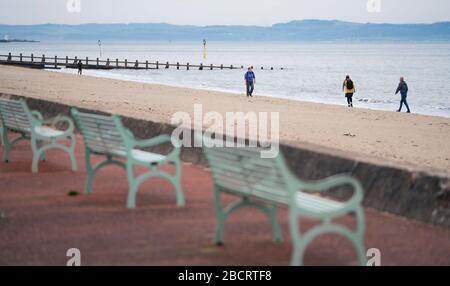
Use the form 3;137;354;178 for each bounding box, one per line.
1;41;450;117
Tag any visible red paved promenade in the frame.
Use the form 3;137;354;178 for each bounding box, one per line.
1;137;450;266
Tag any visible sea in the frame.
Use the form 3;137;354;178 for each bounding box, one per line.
1;41;450;117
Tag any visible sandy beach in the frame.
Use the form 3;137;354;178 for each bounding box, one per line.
1;65;449;176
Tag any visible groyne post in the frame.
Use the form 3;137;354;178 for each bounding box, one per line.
20;53;22;62
54;56;57;68
31;53;34;62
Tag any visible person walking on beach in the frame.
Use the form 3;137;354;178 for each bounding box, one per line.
245;66;256;97
343;75;355;107
77;60;83;75
396;77;411;113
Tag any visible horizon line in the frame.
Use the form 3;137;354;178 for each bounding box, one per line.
1;19;450;27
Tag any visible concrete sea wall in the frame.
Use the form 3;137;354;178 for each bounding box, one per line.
2;94;449;228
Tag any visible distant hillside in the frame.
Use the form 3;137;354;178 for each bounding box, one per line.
1;20;450;41
0;39;39;43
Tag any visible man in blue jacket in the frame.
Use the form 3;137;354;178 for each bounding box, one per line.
244;67;256;97
396;77;411;113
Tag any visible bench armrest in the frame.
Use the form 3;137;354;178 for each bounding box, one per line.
30;110;44;121
134;134;171;147
297;174;364;211
42;115;75;136
134;135;181;159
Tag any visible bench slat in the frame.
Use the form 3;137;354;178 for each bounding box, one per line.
81;130;123;141
0;100;31;132
74;111;127;155
206;146;290;205
76;119;117;129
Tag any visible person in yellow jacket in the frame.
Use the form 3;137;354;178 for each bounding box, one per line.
343;75;356;107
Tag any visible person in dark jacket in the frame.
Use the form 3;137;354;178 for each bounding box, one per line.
395;77;410;113
244;67;256;97
77;60;83;75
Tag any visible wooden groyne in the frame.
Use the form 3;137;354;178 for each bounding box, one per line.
0;53;284;71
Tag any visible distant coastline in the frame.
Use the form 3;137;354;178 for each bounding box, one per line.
0;39;39;43
1;20;449;41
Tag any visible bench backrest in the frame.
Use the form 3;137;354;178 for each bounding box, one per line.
202;142;294;205
0;98;32;132
71;109;127;156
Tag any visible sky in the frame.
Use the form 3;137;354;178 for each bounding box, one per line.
0;0;450;26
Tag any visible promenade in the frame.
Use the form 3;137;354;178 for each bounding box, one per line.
1;137;450;266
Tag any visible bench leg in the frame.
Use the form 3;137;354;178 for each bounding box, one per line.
289;209;367;266
1;132;27;163
354;207;367;266
31;147;42;173
268;204;283;242
85;149;94;194
2;142;12;162
1;132;11;162
213;187;225;245
31;139;47;173
127;184;138;209
36;140;46;162
31;138;78;173
289;211;303;266
86;169;94;194
173;160;185;207
68;135;77;172
125;161;184;209
87;154;126;194
126;165;138;209
213;189;283;245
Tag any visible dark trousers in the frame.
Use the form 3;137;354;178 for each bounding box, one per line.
345;93;353;106
246;81;254;96
398;95;410;112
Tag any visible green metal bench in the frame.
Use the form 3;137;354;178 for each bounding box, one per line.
200;136;366;266
71;108;185;209
0;98;77;173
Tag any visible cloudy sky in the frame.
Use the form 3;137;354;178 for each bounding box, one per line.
1;0;449;26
